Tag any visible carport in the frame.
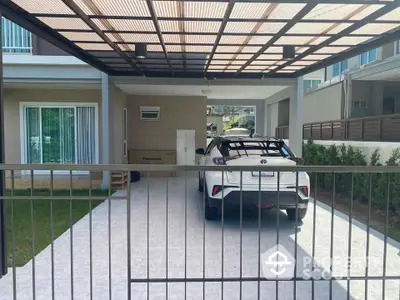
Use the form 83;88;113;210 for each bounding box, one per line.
1;0;400;298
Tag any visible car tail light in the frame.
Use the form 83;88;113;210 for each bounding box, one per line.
300;186;309;197
211;185;238;196
212;156;237;165
212;185;222;196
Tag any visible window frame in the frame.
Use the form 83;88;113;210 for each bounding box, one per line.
332;60;348;77
360;48;377;66
20;102;99;175
123;108;128;158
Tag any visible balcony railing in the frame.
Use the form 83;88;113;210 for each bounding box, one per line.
276;113;400;142
2;17;32;54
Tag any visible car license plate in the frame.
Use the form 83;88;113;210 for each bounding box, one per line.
252;171;274;177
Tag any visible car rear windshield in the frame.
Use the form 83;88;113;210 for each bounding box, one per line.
220;141;291;157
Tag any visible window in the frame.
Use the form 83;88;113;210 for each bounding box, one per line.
332;60;348;77
304;80;321;90
22;104;98;169
360;48;377;65
123;108;128;157
2;17;32;54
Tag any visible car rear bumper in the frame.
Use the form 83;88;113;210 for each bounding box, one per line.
208;190;308;210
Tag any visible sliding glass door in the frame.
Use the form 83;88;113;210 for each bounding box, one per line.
24;105;97;166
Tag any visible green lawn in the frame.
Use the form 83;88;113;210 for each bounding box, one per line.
5;189;110;266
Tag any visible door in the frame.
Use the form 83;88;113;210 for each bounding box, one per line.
177;130;196;165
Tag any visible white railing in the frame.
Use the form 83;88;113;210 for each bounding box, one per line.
2;17;32;54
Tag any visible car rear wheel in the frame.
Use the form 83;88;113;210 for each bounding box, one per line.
198;173;204;192
286;208;307;221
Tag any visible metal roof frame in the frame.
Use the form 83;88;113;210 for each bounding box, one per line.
1;0;400;79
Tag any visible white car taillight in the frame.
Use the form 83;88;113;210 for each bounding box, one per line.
212;156;237;165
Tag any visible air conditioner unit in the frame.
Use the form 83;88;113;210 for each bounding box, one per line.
140;106;160;121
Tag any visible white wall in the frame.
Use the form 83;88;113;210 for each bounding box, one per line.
269;102;279;136
303;83;343;122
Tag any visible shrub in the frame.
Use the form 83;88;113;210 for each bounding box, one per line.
303;140;400;214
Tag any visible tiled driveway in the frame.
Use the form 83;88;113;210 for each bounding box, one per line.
1;177;400;300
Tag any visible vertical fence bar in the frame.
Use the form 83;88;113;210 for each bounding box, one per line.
89;172;94;300
311;174;317;299
69;170;74;300
382;173;390;300
329;173;335;300
108;180;112;300
239;172;243;300
147;172;150;300
10;170;17;300
166;178;169;300
50;170;55;300
275;172;280;299
293;172;299;299
347;174;354;300
221;171;225;300
0;18;5;279
257;171;261;300
126;172;131;300
202;172;206;300
184;172;188;300
30;170;36;300
365;174;372;300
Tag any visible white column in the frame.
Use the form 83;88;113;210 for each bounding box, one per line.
101;73;114;189
289;76;304;157
264;102;272;137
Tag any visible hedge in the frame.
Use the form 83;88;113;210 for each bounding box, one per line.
302;140;400;214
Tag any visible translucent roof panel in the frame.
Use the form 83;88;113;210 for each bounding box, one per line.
331;36;374;46
220;35;249;45
225;22;285;34
7;0;400;78
304;4;382;20
276;36;329;45
92;19;155;32
268;3;307;19
107;33;160;43
185;2;228;18
288;23;350;35
75;43;113;51
377;7;400;21
230;3;273;19
12;0;74;14
74;0;151;17
38;17;92;30
160;21;221;33
351;23;400;35
61;32;104;42
314;47;350;54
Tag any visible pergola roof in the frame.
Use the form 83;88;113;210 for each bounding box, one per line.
3;0;400;79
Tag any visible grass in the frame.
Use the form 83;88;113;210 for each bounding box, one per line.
5;189;110;267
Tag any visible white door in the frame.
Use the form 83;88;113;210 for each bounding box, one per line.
177;130;196;165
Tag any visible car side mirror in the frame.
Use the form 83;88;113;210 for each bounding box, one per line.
291;157;305;165
196;148;205;155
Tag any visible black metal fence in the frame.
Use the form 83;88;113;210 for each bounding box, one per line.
0;164;399;300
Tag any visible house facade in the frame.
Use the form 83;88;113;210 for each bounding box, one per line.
271;39;400;144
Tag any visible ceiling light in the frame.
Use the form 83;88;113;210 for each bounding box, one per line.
283;45;295;60
135;43;147;59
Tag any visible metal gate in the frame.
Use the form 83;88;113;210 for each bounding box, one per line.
0;164;400;299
